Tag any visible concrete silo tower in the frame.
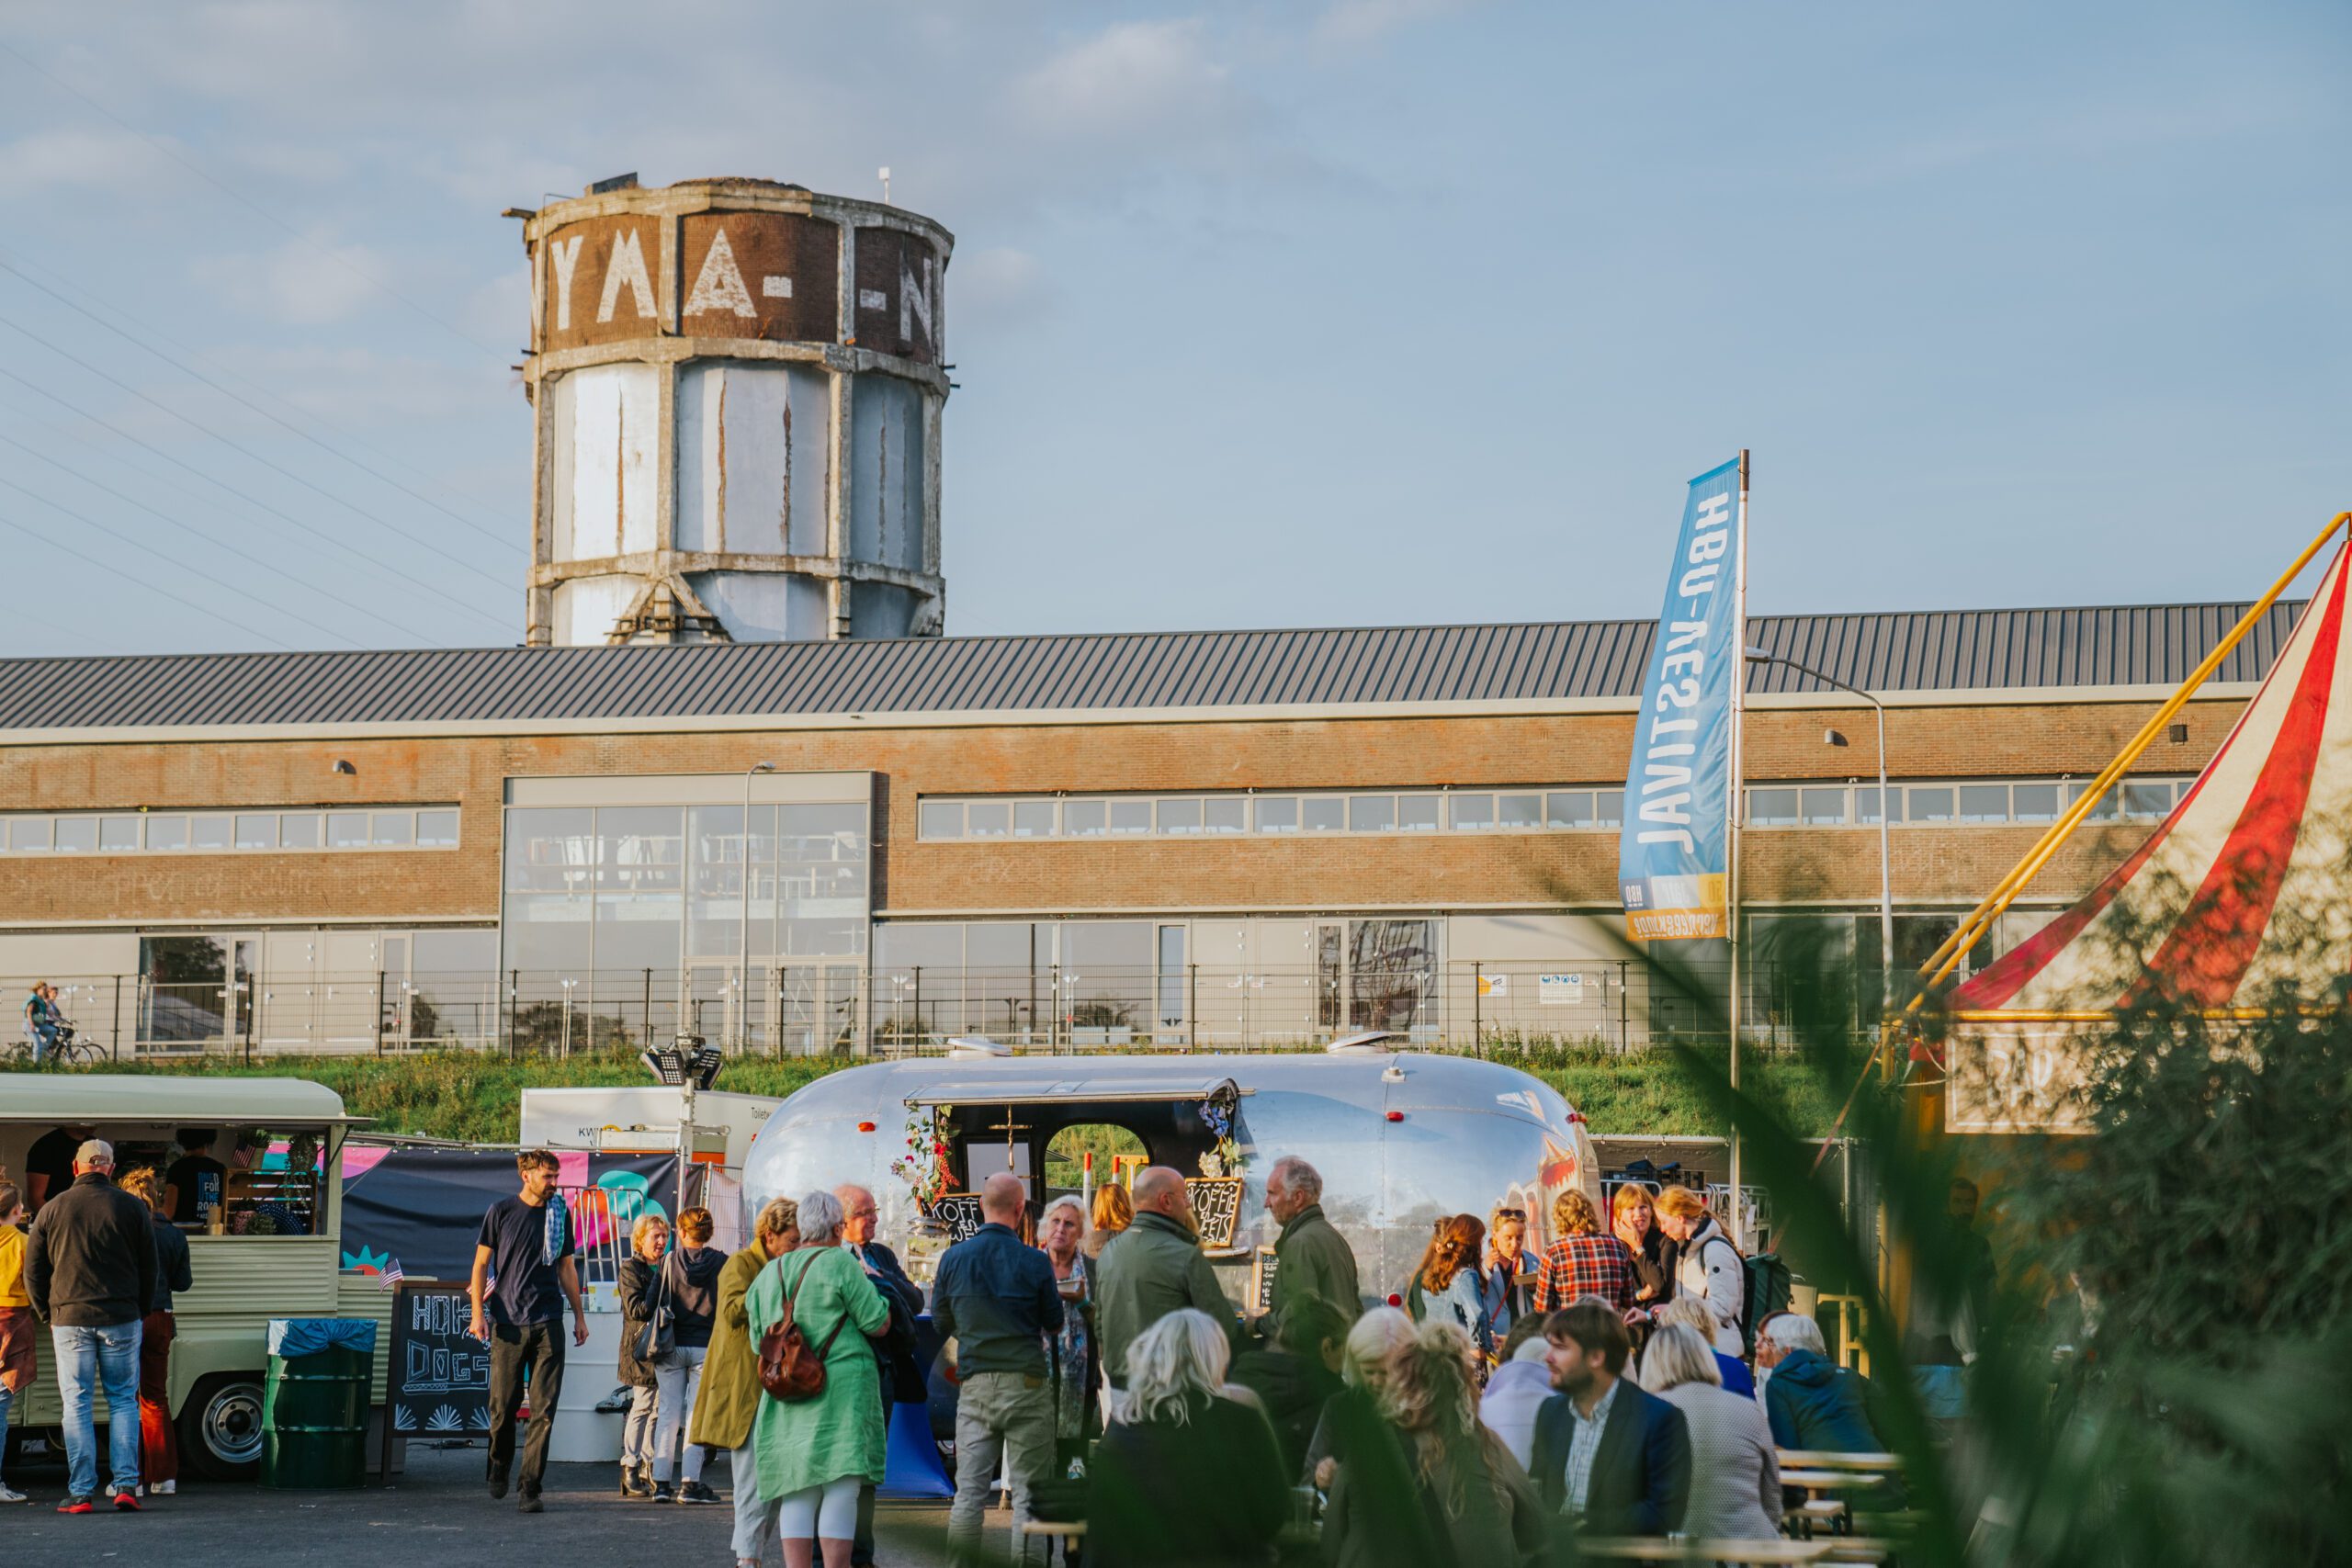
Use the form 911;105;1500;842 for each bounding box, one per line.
513;175;949;645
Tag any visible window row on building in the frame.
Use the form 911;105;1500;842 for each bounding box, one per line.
917;775;2199;842
1743;775;2195;829
0;807;461;856
917;788;1631;842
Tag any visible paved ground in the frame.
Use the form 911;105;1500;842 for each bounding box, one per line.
5;1444;962;1568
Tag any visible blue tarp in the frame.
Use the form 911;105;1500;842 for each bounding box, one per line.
881;1397;954;1498
267;1317;379;1359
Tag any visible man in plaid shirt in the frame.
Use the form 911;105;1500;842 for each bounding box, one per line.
1532;1190;1641;1312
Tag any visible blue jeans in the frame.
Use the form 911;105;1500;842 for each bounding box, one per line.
0;1380;13;1485
52;1322;142;1498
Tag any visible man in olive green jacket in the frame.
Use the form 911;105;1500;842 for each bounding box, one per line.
1094;1166;1238;1391
1265;1156;1362;1330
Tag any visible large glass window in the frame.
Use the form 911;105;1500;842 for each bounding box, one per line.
1350;919;1436;1032
508;795;871;1004
1300;797;1345;832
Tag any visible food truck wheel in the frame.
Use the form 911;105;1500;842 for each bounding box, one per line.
179;1374;266;1480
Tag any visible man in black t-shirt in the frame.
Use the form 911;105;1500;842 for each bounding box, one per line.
162;1130;229;1226
468;1149;588;1513
24;1124;95;1213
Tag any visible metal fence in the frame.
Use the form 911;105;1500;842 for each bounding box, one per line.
4;955;1863;1061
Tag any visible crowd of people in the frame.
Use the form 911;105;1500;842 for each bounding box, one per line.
1;1137;1898;1567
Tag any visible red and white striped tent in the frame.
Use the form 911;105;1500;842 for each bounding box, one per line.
1943;540;2352;1130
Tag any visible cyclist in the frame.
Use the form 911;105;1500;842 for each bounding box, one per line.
23;982;61;1066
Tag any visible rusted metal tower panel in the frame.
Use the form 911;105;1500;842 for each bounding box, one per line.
514;176;951;646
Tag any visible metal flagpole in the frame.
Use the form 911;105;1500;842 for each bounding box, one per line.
1726;449;1750;1243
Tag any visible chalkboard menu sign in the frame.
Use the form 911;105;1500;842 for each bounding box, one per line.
1250;1247;1280;1314
925;1192;986;1244
1187;1177;1245;1251
383;1280;492;1464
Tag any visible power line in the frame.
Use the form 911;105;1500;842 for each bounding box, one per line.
0;40;506;360
0;243;515;520
0;363;515;633
0;469;361;648
0;254;521;548
0;312;524;591
0;380;484;641
0;431;424;646
0;506;294;651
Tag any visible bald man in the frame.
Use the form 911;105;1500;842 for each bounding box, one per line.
1094;1166;1238;1394
933;1171;1063;1562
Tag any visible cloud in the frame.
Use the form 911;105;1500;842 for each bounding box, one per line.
1009;19;1241;142
189;233;394;325
1312;0;1481;49
0;126;180;196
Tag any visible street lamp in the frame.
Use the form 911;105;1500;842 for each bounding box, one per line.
1744;648;1895;1014
740;761;776;1055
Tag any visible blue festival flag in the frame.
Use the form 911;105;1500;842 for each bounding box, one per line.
1620;459;1743;942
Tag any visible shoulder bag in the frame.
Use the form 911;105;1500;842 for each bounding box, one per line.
758;1251;848;1403
635;1258;675;1363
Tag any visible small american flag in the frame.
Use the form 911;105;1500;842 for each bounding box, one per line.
378;1257;405;1292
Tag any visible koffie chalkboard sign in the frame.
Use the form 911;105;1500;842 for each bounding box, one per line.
381;1280;492;1473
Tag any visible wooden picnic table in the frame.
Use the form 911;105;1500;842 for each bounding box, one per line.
1778;1450;1905;1472
1781;1469;1891;1496
1576;1539;1833;1564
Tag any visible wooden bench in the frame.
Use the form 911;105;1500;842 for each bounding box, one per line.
1575;1540;1833;1564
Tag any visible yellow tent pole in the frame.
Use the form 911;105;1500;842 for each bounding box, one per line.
1905;510;2352;1013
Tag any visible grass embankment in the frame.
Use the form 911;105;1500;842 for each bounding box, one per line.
62;1047;1841;1145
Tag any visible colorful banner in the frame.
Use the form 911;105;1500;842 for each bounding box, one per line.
1621;458;1743;942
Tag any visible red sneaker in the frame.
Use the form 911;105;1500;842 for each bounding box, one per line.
58;1495;96;1514
111;1491;141;1512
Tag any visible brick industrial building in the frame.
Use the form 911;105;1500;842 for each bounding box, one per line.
0;600;2289;1057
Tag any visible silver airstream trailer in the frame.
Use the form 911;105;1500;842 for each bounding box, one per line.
741;1043;1603;1308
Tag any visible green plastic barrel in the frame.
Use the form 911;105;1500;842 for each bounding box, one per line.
261;1343;372;1489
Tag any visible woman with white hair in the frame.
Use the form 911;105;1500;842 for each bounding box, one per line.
744;1189;891;1568
1034;1192;1098;1448
1306;1303;1419;1487
1087;1308;1288;1568
1639;1323;1781;1540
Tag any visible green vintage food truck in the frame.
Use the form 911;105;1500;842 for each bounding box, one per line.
1;1076;390;1478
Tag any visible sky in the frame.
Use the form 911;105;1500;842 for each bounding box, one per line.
0;0;2345;656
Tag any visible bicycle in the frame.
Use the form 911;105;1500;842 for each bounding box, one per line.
6;1019;105;1067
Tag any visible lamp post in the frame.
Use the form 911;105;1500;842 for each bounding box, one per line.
1744;649;1894;1013
739;761;776;1055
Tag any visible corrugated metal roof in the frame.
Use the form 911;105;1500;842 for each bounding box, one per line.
0;601;2303;735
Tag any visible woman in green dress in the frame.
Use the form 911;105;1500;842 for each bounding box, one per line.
744;1188;891;1568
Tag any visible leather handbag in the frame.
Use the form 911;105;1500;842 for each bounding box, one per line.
758;1252;847;1403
